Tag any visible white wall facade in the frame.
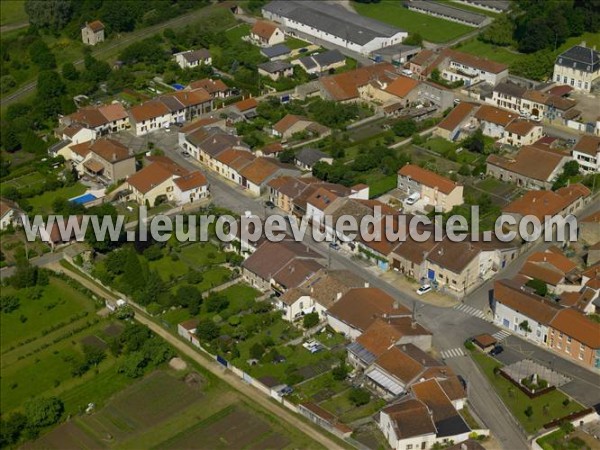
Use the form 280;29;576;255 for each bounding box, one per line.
493;301;549;345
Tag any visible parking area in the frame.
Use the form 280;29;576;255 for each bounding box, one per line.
111;128;180;155
568;90;600;122
502;359;571;388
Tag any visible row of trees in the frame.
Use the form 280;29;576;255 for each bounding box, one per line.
480;0;599;54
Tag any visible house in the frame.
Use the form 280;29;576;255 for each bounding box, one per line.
397;164;464;212
295;148;333;171
474;105;519;138
472;333;497;352
184;128;248;164
418;80;455;110
174;49;211;69
128;100;172;136
238;157;297;196
424;239;483;295
79;138;136;183
365;344;446;398
519;248;580;295
326;287;411;339
262;0;407;55
553;42;600;93
440;49;508;86
297;403;353;438
81;20;104;45
434;102;478;141
267;176;321;213
188;78;231;99
319;63;396;102
59;102;129;139
379;379;472;450
231;97;259;119
347;318;433;369
258;61;294;80
580;211;600;244
0;199;24;230
501;120;543;147
502;183;591;224
389;236;438;280
178;318;200;347
39;216;84;250
493;279;561;345
250;20;285;46
458;0;510;12
241;240;323;292
125;156;207;206
572;135;600;174
294;50;346;75
271;115;330;141
275;269;366;321
548;309;600;369
360;75;420;111
486;145;570;190
488;81;528;113
260;44;291;61
405;1;489;27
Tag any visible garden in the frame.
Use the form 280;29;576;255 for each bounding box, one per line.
469;349;586;434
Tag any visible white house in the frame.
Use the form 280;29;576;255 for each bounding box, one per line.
572;135;600;174
262;1;407;55
250;20;285;46
0;199;23;230
174;49;212;69
493;279;561;345
128;100;172;136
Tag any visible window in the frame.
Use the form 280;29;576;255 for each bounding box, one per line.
406;445;413;450
567;336;572;344
579;347;585;360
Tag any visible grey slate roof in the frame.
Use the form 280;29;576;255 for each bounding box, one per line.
258;60;293;73
556;45;600;73
494;81;527;98
263;1;404;46
159;95;185;112
313;50;345;67
298;55;318;71
182;49;210;63
261;43;291;59
405;1;488;26
463;0;510;11
295;148;328;166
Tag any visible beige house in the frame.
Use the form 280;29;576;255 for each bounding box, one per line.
553;42;600;93
434;102;478;141
258;61;293;81
580;211;600;244
81;20;105;46
397;164;464;212
250;20;285;46
80;138;135;182
501;120;543;147
271;114;330;140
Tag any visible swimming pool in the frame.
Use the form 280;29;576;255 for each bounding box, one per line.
70;193;97;205
172;83;185;90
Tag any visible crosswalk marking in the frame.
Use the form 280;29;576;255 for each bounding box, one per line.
492;330;511;341
440;348;465;359
454;303;487;320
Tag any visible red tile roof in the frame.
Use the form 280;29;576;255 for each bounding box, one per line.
505;119;539;136
385;76;420;98
398;164;459;195
173;171;207;191
86;20;104;32
550;309;600;348
127;163;174;194
574;135;600;156
233;97;258;112
475;104;518;126
502;184;590;220
89;138;131;163
320;63;395;101
438;102;477;131
251;20;279;40
129;100;170;122
239;157;279;185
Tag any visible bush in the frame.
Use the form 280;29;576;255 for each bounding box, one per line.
464;339;475;351
302;312;319;329
332;362;349;381
348;388;370;406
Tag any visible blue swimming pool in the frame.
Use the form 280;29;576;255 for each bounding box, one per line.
70;193;97;205
172;83;185;90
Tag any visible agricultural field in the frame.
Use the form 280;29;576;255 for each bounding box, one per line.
27;370;323;449
0;0;27;27
353;1;473;43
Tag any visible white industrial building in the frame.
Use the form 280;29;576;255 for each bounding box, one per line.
262;1;407;56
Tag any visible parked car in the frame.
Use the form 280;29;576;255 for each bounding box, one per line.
490;345;504;356
265;200;275;209
298;48;308;53
182;151;191;158
416;284;432;295
458;375;467;390
453;98;461;105
405;192;421;205
329;242;340;251
279;386;294;396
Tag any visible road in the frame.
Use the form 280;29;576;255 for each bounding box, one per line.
45;262;344;450
1;4;226;107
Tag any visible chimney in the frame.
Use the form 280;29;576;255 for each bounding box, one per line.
581;41;587;47
112;153;117;161
336;292;342;300
364;282;370;288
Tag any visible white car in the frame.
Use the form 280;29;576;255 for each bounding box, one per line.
405;192;421;205
416;284;432;295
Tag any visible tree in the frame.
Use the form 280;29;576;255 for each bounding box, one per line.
302;312;319;329
196;320;220;341
393;119;417;137
122;248;146;294
118;351;147;378
278;148;295;164
518;320;532;333
24;397;64;428
403;32;423;46
332;362;349;381
100;1;140;32
83;344;106;366
559;420;575;436
174;285;201;309
0;295;20;313
0;412;27;446
2;127;21;152
479;14;515;46
348;388;370;406
25;0;73;30
524;405;534;420
29;40;56;69
61;62;78;81
526;278;547;297
462;129;485;154
205;293;229;313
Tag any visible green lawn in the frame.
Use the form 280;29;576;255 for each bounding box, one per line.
180;242;226;267
225;23;250;43
148;256;190;281
1;277;96;349
471;351;585;434
536;428;591;450
364;173;397;198
27;183;86;215
320;391;386;423
197;266;232;292
286;36;311;50
454;39;528;66
0;0;27;26
353;1;473;43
